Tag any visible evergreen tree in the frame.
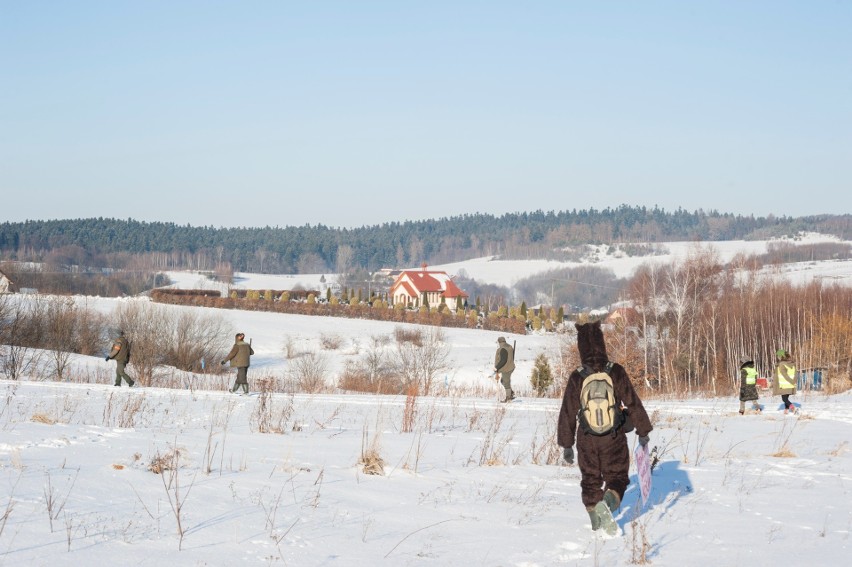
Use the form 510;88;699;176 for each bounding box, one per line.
530;353;553;397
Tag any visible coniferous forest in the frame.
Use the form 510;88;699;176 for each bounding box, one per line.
2;208;850;275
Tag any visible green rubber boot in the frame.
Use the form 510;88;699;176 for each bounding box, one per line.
586;506;601;531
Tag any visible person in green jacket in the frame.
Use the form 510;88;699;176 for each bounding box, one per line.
221;332;254;394
106;330;135;387
493;337;516;402
773;348;797;414
738;356;760;414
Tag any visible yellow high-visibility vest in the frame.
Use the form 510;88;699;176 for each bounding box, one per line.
777;362;796;389
744;367;757;385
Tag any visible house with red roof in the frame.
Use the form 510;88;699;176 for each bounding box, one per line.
390;263;468;311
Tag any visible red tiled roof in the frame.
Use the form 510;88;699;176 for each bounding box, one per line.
442;279;468;298
398;271;443;292
391;280;418;297
391;270;468;299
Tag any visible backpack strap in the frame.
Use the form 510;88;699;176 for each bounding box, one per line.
578;361;614;377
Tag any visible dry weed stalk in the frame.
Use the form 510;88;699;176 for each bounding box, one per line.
118;394;147;428
251;382;294;434
0;475;19;539
154;442;196;550
401;384;418;433
359;424;385;476
472;407;512;466
530;421;561;465
313;406;340;430
771;417;800;458
319;332;344;350
148;447;186;476
629;516;652;564
31;412;56;425
43;469;79;533
829;440;848;457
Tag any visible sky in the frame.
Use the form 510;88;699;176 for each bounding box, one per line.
2;290;850;565
2;1;850;229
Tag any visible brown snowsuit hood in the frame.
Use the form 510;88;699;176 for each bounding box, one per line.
576;320;608;371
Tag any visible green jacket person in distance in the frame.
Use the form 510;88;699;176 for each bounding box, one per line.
222;332;254;394
494;337;516;402
106;330;135;387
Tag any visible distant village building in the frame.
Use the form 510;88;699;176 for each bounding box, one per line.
605;306;640;327
0;268;15;293
389;263;468;311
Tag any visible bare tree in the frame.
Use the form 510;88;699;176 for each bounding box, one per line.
114;302;231;384
114;302;171;386
43;296;77;381
389;327;451;395
0;299;42;380
166;309;230;372
335;244;355;288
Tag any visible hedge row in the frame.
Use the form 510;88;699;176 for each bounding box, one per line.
150;289;527;334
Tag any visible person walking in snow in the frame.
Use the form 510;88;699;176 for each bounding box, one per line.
105;330;135;387
773;348;797;414
493;337;516;402
738;356;761;414
557;321;653;535
221;332;254;394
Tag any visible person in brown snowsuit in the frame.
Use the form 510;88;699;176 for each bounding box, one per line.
557;321;653;534
221;332;254;394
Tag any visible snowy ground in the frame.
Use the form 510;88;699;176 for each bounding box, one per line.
2;376;850;566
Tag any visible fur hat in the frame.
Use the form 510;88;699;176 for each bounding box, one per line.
739;356;753;366
497;337;506;344
575;320;608;370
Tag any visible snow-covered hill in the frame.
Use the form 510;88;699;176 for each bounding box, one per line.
166;232;852;293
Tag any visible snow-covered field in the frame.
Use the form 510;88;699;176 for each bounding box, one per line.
2;369;851;566
2;232;852;565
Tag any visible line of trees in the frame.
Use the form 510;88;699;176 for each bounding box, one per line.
3;210;849;275
552;246;852;396
0;294;231;385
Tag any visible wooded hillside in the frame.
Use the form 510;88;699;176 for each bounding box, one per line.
2;208;850;274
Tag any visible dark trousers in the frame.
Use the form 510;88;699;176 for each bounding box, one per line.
114;361;134;386
781;394;792;408
232;367;249;392
577;432;630;508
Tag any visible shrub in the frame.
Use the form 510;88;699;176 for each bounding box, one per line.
530;352;554;396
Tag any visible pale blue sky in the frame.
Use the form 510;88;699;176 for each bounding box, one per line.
2;1;850;229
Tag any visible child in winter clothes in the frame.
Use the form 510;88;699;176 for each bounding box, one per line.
773;348;797;414
738;357;761;414
557;321;653;535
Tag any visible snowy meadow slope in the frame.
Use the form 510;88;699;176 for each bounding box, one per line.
2;372;851;566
